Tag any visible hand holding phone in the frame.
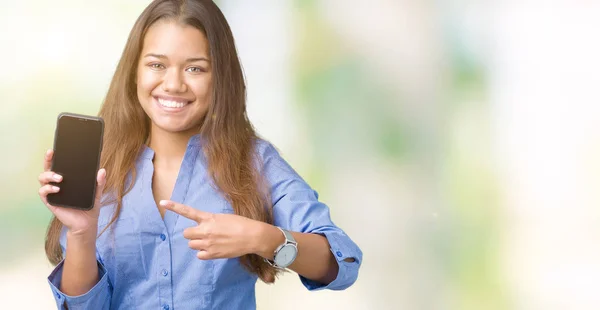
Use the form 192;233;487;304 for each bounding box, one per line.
38;113;107;234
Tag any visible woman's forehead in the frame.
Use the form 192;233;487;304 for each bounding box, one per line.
141;20;209;60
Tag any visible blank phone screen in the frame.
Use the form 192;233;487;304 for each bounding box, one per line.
48;115;103;210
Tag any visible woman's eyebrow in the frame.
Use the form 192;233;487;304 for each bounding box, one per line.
186;57;210;63
143;53;210;63
143;53;167;59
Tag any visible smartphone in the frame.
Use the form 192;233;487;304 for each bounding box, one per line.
47;113;104;210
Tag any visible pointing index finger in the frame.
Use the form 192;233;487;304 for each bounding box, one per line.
160;200;207;223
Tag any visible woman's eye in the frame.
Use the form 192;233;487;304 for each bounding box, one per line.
186;67;205;73
149;63;165;70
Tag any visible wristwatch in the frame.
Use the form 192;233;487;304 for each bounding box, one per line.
265;227;298;269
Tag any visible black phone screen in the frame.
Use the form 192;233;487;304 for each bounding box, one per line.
47;114;104;210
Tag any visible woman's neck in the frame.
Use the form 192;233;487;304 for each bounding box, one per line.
148;126;197;169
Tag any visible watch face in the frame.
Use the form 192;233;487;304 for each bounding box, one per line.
274;244;297;267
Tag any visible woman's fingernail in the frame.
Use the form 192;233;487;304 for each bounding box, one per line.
52;186;60;191
53;174;62;181
46;149;52;156
159;200;169;207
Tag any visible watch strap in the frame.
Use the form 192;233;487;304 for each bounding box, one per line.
278;227;296;245
265;227;297;268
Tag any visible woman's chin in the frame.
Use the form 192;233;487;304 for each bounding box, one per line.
151;120;193;134
146;110;205;135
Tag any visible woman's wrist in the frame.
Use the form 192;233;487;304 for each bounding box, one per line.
66;227;98;247
251;222;285;259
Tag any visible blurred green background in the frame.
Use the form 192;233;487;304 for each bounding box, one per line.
2;1;600;309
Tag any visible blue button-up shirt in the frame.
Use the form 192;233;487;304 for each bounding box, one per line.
47;137;362;309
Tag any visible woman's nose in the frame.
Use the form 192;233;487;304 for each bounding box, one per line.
161;68;187;93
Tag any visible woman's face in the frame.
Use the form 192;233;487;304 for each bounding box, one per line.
136;20;212;136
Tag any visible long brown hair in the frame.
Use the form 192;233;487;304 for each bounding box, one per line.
45;0;280;283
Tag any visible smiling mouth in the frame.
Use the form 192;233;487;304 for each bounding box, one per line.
155;97;192;109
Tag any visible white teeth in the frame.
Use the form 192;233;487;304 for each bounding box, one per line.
157;98;188;108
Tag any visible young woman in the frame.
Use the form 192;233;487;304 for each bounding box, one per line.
38;1;362;309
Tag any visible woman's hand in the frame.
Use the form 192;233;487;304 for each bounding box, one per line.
38;149;107;237
160;200;273;260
